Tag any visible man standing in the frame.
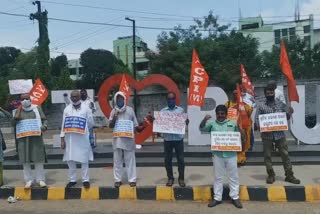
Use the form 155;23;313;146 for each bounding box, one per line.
109;91;140;187
0;107;11;186
80;89;96;149
160;92;188;187
13;93;48;188
200;105;243;208
61;90;94;188
255;86;300;184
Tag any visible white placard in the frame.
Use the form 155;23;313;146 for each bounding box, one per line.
113;120;134;138
258;112;288;132
153;111;188;135
9;79;33;95
16;119;41;139
51;89;94;104
211;131;241;151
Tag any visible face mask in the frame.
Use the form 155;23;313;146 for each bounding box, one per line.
72;100;81;106
167;99;176;109
21;99;31;108
117;100;124;108
81;94;87;100
266;95;275;101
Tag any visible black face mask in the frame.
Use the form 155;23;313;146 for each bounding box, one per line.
81;95;87;100
266;95;275;101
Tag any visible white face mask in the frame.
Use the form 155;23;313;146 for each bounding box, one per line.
21;99;31;108
72;100;81;106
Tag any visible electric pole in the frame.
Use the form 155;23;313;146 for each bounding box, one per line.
125;17;137;114
30;1;50;81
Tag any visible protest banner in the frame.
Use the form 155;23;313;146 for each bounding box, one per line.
258;112;288;132
211;131;241;151
227;108;238;122
63;116;87;134
153;111;188;135
8;79;33;95
113;120;134;138
30;78;48;106
16;119;41;139
188;49;209;107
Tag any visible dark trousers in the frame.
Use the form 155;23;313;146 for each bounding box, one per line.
263;138;293;177
164;140;185;180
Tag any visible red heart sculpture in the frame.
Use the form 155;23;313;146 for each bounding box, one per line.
98;74;180;144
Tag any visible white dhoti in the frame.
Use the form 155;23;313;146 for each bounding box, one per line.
67;161;89;182
113;149;136;182
23;163;45;183
213;155;239;201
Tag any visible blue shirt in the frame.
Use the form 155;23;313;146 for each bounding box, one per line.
160;106;185;142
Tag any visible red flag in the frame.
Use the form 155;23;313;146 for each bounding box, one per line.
237;84;250;129
119;74;131;103
240;64;255;96
188;49;209;106
280;41;299;103
29;78;48;106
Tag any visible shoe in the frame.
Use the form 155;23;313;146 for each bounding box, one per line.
83;181;90;188
129;182;136;187
178;179;186;187
114;181;122;188
39;181;47;188
266;175;275;184
24;181;33;189
166;179;174;187
285;176;300;184
208;199;222;208
232;199;243;209
66;182;77;188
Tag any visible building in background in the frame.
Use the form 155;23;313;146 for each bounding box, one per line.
239;14;319;52
113;36;149;78
68;59;83;80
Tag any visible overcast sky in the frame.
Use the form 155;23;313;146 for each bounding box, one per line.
1;0;320;59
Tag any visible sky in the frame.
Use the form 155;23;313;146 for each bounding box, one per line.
1;0;320;59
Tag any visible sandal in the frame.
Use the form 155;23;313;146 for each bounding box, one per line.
114;181;122;188
129;182;136;187
178;179;186;187
166;179;174;187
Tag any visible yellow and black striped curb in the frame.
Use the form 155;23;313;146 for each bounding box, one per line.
1;185;320;202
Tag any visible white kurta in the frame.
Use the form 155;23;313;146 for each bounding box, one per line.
60;104;94;163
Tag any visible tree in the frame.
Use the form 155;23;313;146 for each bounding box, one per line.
0;47;21;77
261;38;320;79
51;54;68;76
79;48;128;91
146;12;261;91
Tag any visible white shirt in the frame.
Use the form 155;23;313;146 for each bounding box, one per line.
60;103;94;163
109;106;138;151
81;98;96;114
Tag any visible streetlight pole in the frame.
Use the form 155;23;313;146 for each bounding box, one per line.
125;17;137;114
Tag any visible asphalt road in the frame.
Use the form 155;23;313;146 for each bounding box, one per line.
0;200;320;214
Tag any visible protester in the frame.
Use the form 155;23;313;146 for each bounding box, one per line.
160;91;188;187
13;93;48;188
109;91;141;187
80;89;96;149
60;90;94;188
0;107;11;186
200;105;243;209
255;85;300;184
225;90;253;166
